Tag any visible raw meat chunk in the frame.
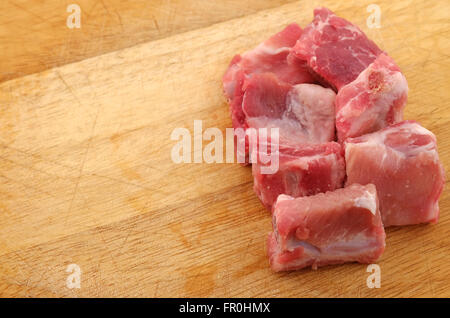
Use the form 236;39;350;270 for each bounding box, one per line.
253;141;345;210
243;73;337;148
223;23;315;131
345;121;445;226
292;7;383;90
267;184;386;272
336;53;408;142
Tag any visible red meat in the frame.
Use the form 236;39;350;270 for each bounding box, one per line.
223;23;315;131
242;73;336;148
336;53;408;142
345;121;445;226
291;7;383;91
252;141;345;210
268;184;386;271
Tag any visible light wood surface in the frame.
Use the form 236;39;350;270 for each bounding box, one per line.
0;0;295;83
0;0;449;297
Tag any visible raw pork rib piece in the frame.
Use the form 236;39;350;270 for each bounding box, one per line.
223;23;315;131
345;121;445;226
243;73;336;147
253;142;345;210
335;53;408;142
267;184;386;272
291;7;383;91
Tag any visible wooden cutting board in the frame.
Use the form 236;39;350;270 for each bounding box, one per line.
0;0;449;297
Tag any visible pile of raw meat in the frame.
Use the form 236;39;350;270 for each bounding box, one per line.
222;7;445;271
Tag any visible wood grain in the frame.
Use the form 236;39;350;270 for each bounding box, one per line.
0;0;449;297
0;0;296;83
